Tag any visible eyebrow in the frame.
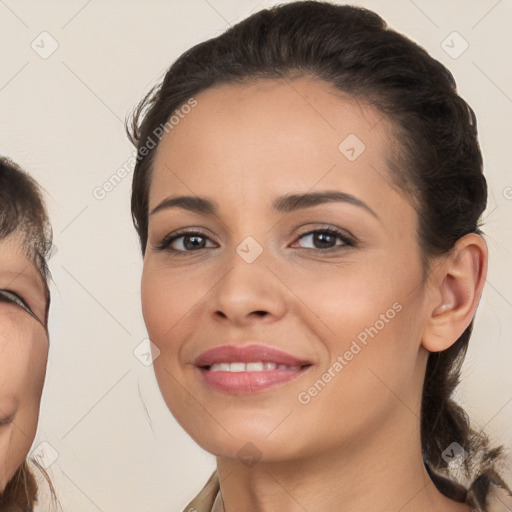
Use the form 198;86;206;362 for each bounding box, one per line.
150;191;379;220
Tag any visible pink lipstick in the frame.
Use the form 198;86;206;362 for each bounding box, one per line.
194;344;311;394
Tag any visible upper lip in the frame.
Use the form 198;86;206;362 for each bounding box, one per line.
194;344;311;368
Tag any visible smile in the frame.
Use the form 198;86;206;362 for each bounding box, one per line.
194;344;312;394
209;362;301;372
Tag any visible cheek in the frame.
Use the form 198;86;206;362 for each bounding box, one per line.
0;327;47;489
141;261;212;344
141;265;197;427
141;264;181;344
0;329;48;407
291;259;422;394
291;313;422;457
286;259;400;337
25;337;48;405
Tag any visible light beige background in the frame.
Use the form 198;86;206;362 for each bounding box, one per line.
1;0;511;510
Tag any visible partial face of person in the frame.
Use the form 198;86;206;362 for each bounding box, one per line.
142;78;432;462
0;235;48;490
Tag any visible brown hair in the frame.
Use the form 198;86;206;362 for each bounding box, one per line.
126;2;511;510
0;156;52;324
0;157;55;510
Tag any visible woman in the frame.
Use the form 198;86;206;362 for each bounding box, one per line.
127;2;512;511
0;157;54;511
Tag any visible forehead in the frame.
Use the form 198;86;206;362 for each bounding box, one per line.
149;77;406;218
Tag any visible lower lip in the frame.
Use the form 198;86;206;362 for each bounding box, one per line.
197;366;310;394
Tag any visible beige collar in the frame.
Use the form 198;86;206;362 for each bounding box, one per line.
183;470;223;512
184;468;512;512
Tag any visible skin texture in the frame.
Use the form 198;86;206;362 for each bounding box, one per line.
141;78;486;511
0;235;48;491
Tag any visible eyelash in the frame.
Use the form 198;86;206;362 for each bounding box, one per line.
154;226;356;254
0;289;37;317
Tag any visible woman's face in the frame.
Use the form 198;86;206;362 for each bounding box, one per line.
0;235;48;489
142;78;434;462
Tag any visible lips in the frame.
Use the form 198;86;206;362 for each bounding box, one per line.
194;344;312;394
195;344;310;367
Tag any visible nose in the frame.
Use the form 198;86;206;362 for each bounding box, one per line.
209;245;287;327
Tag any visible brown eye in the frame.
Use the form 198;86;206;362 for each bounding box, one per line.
293;227;355;251
155;230;217;253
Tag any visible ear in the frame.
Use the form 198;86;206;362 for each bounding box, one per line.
422;233;488;352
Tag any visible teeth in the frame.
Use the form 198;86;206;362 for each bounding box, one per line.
246;362;264;371
209;361;300;372
230;362;245;372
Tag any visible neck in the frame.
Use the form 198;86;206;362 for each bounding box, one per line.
215;410;470;512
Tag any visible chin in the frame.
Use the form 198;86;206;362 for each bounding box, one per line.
185;417;303;462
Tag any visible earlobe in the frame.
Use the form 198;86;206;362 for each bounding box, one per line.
422;233;487;353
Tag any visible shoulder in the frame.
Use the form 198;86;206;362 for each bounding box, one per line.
182;470;220;512
486;484;512;512
28;459;59;512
